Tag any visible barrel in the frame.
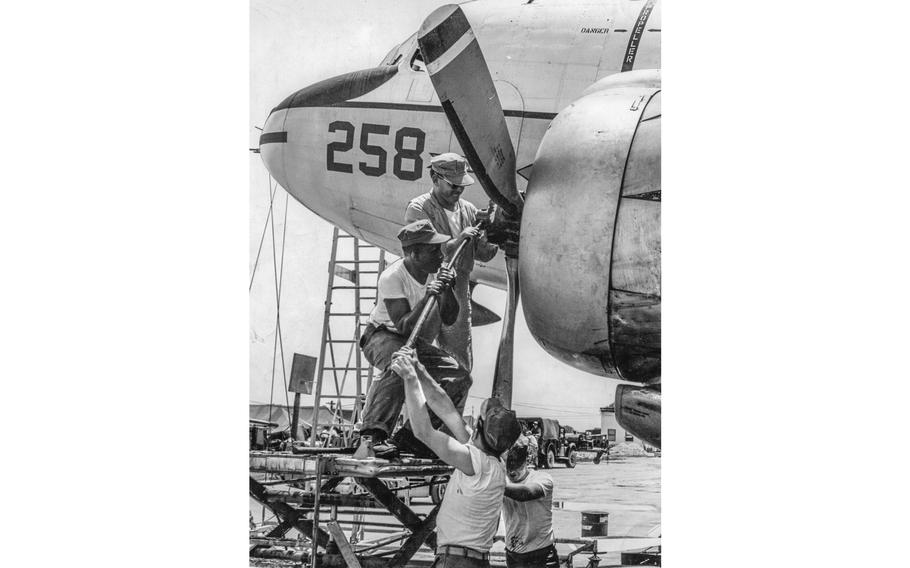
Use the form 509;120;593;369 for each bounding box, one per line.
581;511;609;537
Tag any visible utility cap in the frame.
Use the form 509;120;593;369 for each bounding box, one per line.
397;219;449;248
428;152;475;187
481;398;521;454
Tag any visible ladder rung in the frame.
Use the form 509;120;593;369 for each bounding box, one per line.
321;395;363;399
322;366;363;370
328;312;362;316
333;286;377;290
327;339;357;344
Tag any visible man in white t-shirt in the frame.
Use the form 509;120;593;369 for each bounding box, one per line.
389;349;522;568
354;220;469;459
502;437;558;568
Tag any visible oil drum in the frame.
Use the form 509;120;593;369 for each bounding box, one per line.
581;511;609;537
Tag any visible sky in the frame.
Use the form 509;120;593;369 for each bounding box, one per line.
249;0;624;430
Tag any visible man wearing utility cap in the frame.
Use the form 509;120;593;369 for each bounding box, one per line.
405;152;499;373
390;347;521;568
354;220;472;459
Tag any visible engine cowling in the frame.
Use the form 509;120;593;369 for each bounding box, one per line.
519;80;661;384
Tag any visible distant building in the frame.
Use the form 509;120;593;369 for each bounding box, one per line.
599;404;641;446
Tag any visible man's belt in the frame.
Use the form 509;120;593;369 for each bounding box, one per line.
505;543;557;560
437;545;489;560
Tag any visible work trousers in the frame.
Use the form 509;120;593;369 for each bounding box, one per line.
505;545;560;568
360;324;472;439
431;553;489;568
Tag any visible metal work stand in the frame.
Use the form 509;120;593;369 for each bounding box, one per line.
250;450;452;568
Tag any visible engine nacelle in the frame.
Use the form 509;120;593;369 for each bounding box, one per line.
519;81;661;384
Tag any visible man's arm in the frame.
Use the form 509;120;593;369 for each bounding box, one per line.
391;352;474;474
467;205;498;262
436;274;459;326
442;225;483;258
504;481;547;502
473;233;499;262
386;267;458;334
386;297;429;337
410;355;470;443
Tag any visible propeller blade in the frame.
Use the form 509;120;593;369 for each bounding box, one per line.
418;5;523;216
470;299;501;327
491;255;520;409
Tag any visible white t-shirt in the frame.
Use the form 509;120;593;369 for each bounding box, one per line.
444;207;462;238
436;444;507;552
502;470;555;553
368;259;440;337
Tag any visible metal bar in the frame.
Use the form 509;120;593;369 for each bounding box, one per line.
262;489;383;509
265;519;296;538
320;476;345;493
291;392;302;441
355;478;437;550
352;235;364;446
249;477;330;548
387;505;439;568
249;536;306;547
326;521;364;568
347;533;410;554
312;464;324;568
404;223;478;349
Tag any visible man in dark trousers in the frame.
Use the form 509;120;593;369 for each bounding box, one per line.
502;437;558;568
354;220;470;459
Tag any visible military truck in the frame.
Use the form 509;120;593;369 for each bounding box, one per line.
518;417;578;469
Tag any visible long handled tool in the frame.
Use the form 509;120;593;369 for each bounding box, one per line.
404;222;481;349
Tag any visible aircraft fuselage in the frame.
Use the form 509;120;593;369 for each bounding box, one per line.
260;0;661;290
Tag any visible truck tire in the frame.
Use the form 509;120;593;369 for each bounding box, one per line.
565;449;577;468
545;448;556;469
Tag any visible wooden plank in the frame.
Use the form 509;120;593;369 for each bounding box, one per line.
326;521;363;568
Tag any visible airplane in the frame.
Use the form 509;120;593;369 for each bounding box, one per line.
256;0;661;447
